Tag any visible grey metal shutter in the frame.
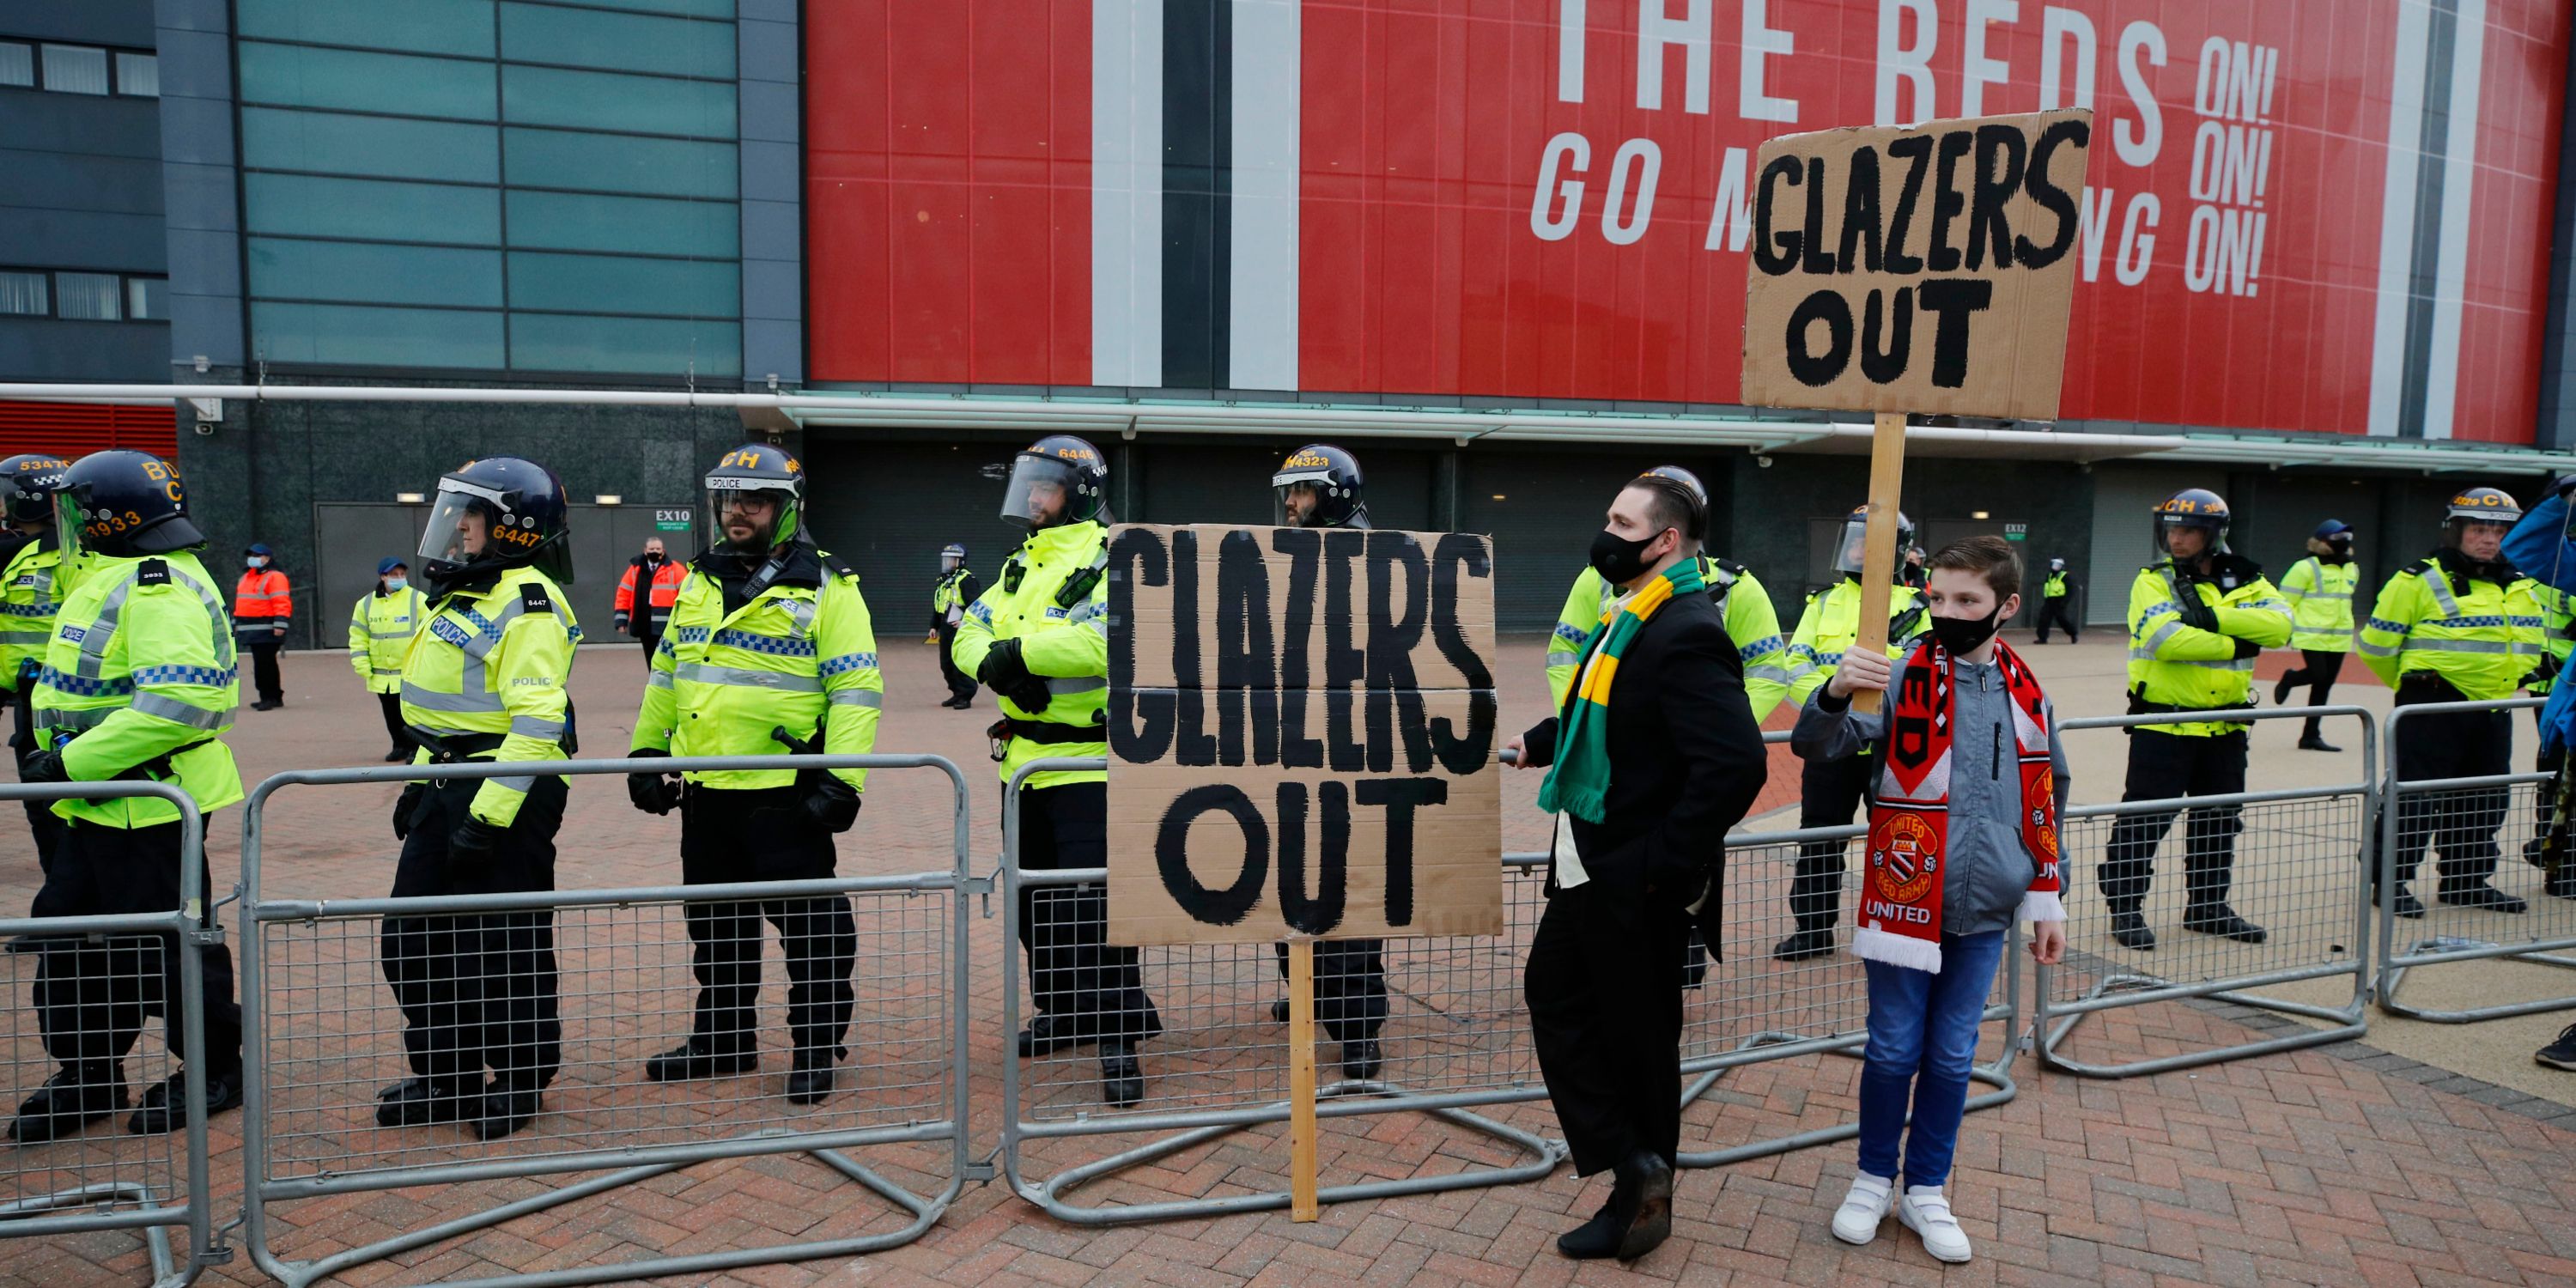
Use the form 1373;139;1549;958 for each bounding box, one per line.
2087;466;2206;626
800;437;1023;635
1459;449;1672;634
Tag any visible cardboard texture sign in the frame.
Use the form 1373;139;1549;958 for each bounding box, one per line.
1740;109;2093;422
1105;524;1502;946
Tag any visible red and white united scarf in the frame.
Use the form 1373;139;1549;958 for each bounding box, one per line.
1856;639;2063;974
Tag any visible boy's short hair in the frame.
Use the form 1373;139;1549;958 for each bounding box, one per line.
1928;534;2023;602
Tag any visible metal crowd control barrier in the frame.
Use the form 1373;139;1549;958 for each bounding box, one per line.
2376;696;2576;1023
2035;706;2378;1077
235;753;971;1288
996;756;1560;1224
0;780;217;1288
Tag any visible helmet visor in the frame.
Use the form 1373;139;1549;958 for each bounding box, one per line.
1832;514;1871;574
417;483;501;568
2153;514;2225;558
706;483;794;553
1273;468;1333;527
51;489;87;568
1001;453;1087;530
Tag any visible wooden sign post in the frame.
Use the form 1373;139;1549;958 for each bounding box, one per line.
1740;109;2094;710
1104;523;1502;1220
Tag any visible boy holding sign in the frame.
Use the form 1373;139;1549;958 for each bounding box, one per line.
1793;537;2069;1264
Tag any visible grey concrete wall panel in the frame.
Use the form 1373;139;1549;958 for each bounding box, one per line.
736;0;799;388
0;1;156;46
0;209;167;270
155;0;240;370
0;319;169;381
3;92;163;158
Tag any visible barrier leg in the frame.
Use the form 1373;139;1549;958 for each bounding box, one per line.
0;1185;185;1288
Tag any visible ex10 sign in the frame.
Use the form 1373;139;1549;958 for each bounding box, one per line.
1105;525;1502;947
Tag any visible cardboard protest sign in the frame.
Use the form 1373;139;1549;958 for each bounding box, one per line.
1106;525;1502;946
1740;110;2093;422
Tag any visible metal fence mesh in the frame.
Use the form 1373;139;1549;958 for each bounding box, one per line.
2384;777;2576;951
255;885;953;1185
0;926;190;1217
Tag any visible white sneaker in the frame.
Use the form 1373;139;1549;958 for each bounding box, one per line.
1897;1186;1972;1263
1831;1172;1894;1245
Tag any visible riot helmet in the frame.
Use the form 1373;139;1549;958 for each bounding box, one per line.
1273;443;1367;528
1000;434;1109;530
0;453;71;529
2153;489;2230;560
2444;487;2522;560
417;457;572;587
52;450;204;564
1832;504;1916;576
704;443;806;556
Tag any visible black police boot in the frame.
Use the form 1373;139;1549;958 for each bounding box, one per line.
2549;862;2576;901
2387;885;2427;919
1097;1041;1143;1109
2273;674;2298;707
1270;997;1291;1024
785;1050;838;1107
129;1066;242;1135
8;1064;127;1144
2525;836;2549;868
2297;726;2342;752
473;1084;542;1140
2107;904;2156;951
644;1039;758;1082
1555;1196;1625;1260
2182;904;2269;944
374;1076;486;1127
1016;1014;1097;1057
1614;1151;1675;1262
1771;927;1836;962
384;745;408;763
2437;881;2529;914
1340;1036;1383;1081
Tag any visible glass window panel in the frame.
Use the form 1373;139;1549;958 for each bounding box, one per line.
0;271;46;316
509;313;739;376
0;43;35;88
562;0;735;17
40;45;108;95
501;64;734;139
503;128;735;199
241;107;498;184
238;42;493;121
234;0;495;58
113;52;156;97
252;301;505;368
504;190;738;258
126;276;168;320
248;237;503;308
507;252;736;317
497;3;734;79
55;272;121;319
245;173;501;246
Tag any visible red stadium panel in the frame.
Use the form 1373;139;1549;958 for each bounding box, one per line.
0;401;180;460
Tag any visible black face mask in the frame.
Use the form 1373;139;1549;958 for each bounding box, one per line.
1929;605;2004;655
1589;526;1666;586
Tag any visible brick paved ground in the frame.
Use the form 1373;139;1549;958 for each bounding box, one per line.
3;639;2573;1287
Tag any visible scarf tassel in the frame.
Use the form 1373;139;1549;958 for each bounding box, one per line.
1851;926;1946;974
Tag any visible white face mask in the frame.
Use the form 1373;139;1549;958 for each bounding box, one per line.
246;556;265;569
383;577;407;592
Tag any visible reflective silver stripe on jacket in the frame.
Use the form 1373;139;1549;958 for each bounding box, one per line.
827;689;883;708
403;680;503;713
1045;675;1107;696
32;706;109;731
132;692;229;731
509;716;566;739
674;661;823;692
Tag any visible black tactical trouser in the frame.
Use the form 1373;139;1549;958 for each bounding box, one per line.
32;817;242;1075
2099;728;2247;910
2535;704;2565;850
935;623;975;702
2379;701;2512;890
1789;751;1874;934
2277;648;2348;741
1270;939;1388;1045
243;639;283;704
2036;597;2080;642
381;775;565;1089
9;669;64;873
677;784;857;1060
1014;781;1160;1040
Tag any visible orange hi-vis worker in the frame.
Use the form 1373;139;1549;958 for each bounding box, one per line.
234;543;293;709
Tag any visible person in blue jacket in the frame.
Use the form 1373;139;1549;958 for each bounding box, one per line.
2498;477;2576;1073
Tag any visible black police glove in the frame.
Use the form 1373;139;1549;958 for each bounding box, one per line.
2527;655;2563;690
770;725;863;834
20;749;66;785
2232;637;2261;660
2174;595;2221;635
977;639;1053;713
625;746;682;815
447;817;504;871
392;781;424;841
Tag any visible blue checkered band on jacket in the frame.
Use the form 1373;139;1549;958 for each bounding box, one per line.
132;664;237;687
713;628;817;658
1736;634;1784;663
0;601;54;618
818;651;878;676
38;666;134;697
675;626;712;644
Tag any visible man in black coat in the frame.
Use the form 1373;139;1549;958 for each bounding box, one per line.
1508;473;1768;1263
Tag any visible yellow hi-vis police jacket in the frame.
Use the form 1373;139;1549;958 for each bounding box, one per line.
1;535;65;680
347;585;426;696
950;519;1108;789
632;546;882;792
2124;558;2293;735
32;550;243;829
400;566;579;828
2532;581;2574;696
1546;556;1789;720
2357;554;2547;700
2278;556;2360;652
1785;576;1931;708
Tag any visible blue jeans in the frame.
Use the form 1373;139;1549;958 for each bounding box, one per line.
1856;929;2008;1190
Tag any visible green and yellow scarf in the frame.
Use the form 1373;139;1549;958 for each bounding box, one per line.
1539;558;1706;824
